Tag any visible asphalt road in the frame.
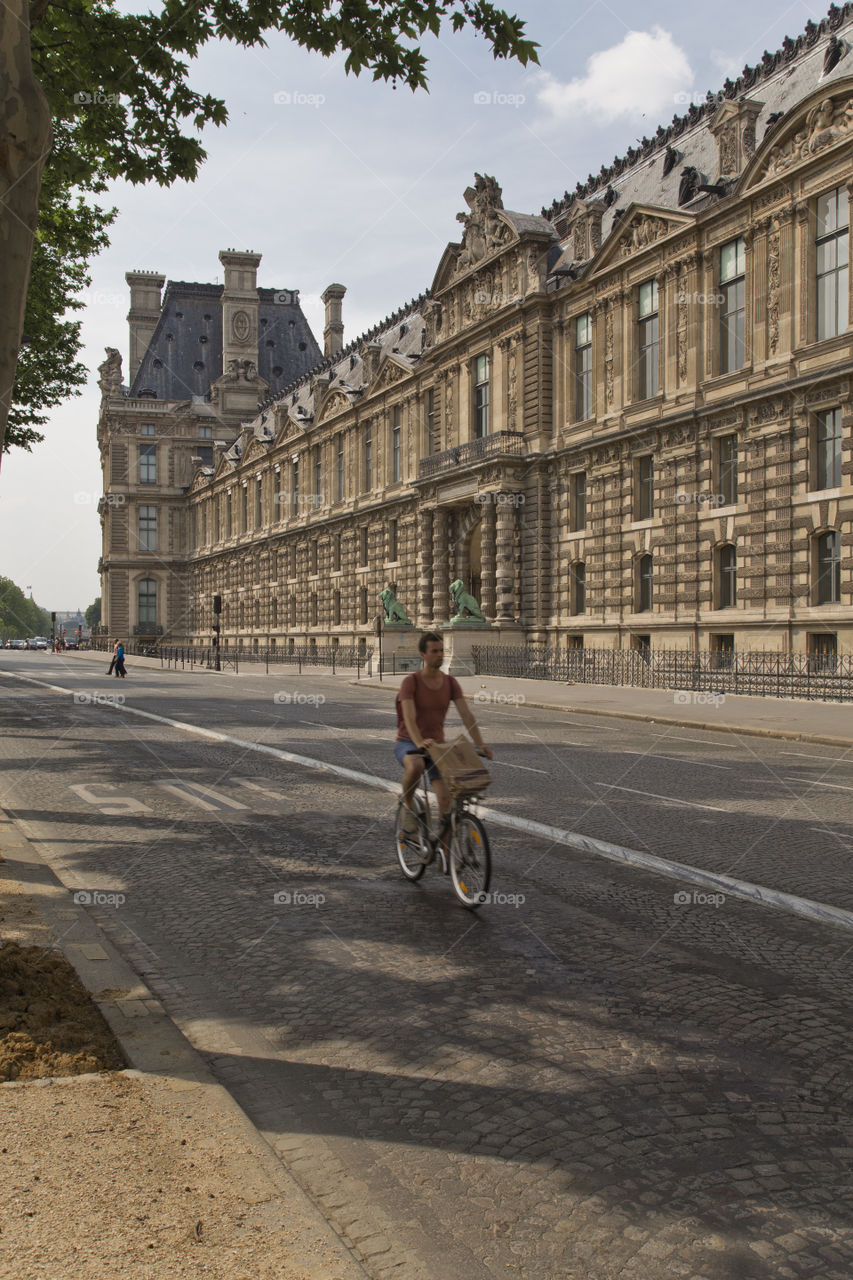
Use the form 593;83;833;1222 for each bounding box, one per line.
2;652;853;1279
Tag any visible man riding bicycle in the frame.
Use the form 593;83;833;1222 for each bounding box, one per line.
395;631;493;836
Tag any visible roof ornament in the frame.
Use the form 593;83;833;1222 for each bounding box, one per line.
454;173;510;275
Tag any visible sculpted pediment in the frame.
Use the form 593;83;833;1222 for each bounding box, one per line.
590;204;695;273
212;453;235;481
432;173;522;294
241;437;270;467
315;389;354;424
276;415;309;446
364;354;412;399
740;78;853;191
189;468;212;494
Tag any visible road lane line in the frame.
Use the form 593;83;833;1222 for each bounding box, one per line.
784;777;853;793
5;668;853;934
156;782;219;811
595;783;728;812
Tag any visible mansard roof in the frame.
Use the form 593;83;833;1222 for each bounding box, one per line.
540;3;853;230
129;280;321;401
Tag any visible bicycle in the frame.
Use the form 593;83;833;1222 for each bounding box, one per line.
394;748;492;909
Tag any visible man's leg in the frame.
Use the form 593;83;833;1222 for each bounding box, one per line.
401;753;425;832
432;778;452;863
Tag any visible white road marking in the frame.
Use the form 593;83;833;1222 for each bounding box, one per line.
620;750;732;771
234;778;284;801
493;760;550;775
783;751;850;762
6;667;853;934
594;783;728;813
68;783;152;816
785;777;853;793
156;782;219;811
650;734;731;749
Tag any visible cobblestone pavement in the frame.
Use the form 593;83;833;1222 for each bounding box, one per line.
2;664;853;1278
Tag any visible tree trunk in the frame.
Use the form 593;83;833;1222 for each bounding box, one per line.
0;0;52;468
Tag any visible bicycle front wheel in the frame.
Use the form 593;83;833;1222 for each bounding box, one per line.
450;814;491;908
395;795;428;881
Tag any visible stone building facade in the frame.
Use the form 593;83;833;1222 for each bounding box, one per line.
98;7;853;660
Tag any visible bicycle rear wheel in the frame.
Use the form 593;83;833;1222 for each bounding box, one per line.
449;813;491;908
395;794;428;881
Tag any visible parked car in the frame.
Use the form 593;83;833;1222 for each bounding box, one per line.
32;637;49;650
8;638;26;649
64;637;79;650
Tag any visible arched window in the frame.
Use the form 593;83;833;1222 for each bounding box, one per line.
138;578;157;626
816;530;841;604
637;554;653;612
716;544;737;608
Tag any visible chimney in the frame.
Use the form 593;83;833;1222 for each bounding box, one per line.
321;283;346;358
219;249;262;375
125;271;165;382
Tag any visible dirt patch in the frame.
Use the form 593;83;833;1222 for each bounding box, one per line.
0;941;126;1081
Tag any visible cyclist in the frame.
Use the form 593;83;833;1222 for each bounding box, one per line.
395;631;492;837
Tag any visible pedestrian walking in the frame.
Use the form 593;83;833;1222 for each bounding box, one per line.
114;641;126;678
106;640;118;675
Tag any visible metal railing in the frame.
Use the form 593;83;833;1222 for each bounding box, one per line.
471;644;853;702
90;639;374;677
418;431;526;479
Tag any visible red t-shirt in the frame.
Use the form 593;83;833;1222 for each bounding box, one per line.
395;671;464;743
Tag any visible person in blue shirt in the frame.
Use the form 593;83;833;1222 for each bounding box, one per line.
114;642;126;678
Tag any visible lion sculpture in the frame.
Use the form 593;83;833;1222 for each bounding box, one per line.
449;578;486;622
379;585;411;624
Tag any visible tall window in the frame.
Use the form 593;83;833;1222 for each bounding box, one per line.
636;455;654;521
637;554;653;612
138;506;157;552
241;485;248;531
575;313;592;420
816;408;843;490
358;526;368;565
314;446;323;503
201;506;207;544
717;544;737;608
426;388;437;454
817;530;841;604
570;561;586;615
310;540;318;575
637;281;659;399
719;237;746;373
570;471;586;532
388;519;398;562
138;578;157;625
474;354;490;438
360;587;369;624
364;424;373;491
333;590;341;625
816;186;850;341
391;407;401;483
225;492;232;539
255;478;262;527
333;533;341;571
336;436;345;501
139;443;157;484
716;434;738;506
291;456;299;516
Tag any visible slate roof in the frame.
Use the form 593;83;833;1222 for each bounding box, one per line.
129;281;322;400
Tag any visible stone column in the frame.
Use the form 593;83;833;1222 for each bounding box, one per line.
480;500;497;619
418;508;434;622
495;498;517;623
433;508;449;620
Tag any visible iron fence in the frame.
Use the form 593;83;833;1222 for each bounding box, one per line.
471;644;853;702
90;639;373;677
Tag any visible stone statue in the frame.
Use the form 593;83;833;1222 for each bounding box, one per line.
98;347;123;397
455;173;505;273
379;584;411;624
449;579;486;622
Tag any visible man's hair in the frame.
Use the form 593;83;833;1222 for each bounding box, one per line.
418;630;443;654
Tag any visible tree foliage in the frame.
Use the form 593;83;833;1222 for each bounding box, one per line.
0;577;52;638
6;0;537;454
84;596;101;628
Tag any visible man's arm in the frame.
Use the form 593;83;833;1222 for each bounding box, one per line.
400;698;427;748
453;694;494;759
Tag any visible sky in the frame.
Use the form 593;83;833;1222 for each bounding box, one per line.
0;0;821;610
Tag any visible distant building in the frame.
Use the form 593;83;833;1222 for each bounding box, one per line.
99;8;853;660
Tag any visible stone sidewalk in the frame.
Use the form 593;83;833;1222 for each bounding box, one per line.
0;810;368;1280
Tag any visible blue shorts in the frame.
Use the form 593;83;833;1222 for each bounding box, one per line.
395;738;440;782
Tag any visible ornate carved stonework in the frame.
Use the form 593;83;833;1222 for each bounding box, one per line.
619;214;670;256
604;304;614;410
454;173;512;276
98;347;123;397
677;264;688;382
759;93;853;180
232;310;251;343
767;222;781;355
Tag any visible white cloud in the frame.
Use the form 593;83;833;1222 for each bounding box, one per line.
537;27;693;123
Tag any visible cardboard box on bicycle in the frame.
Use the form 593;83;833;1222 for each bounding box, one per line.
429;734;491;796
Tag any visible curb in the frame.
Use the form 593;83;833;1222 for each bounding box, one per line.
0;809;369;1280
